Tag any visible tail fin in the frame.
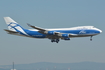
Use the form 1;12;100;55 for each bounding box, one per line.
4;17;28;35
4;17;23;31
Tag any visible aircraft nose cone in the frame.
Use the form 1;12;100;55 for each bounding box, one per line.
95;28;102;34
98;29;102;33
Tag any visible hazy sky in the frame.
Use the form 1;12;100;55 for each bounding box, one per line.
0;0;105;65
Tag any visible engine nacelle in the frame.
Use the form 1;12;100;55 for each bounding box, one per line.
62;34;69;38
63;38;70;40
47;31;55;35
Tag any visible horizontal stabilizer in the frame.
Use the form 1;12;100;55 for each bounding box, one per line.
4;29;19;34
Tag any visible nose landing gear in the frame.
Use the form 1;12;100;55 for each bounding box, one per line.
90;36;92;41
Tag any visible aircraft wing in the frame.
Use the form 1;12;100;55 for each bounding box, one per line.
27;24;46;31
54;32;78;37
69;33;78;36
27;24;78;37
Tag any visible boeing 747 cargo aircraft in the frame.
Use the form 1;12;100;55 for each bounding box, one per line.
4;17;102;43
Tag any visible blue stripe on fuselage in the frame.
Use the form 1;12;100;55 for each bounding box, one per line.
21;29;100;38
52;29;100;35
24;29;46;38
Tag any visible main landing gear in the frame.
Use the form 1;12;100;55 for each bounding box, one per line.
90;36;92;41
51;39;59;43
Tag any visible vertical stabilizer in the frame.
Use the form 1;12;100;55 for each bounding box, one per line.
4;17;28;35
4;17;19;31
4;17;17;25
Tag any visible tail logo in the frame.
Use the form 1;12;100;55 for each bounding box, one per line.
8;22;28;35
8;22;19;29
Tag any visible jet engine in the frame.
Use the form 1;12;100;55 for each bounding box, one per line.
62;37;70;40
47;31;55;35
38;31;55;35
61;34;69;38
44;31;55;35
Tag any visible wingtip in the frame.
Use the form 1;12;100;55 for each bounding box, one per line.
27;23;31;27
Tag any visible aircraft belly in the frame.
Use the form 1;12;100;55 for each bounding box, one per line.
25;30;46;38
70;34;98;38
